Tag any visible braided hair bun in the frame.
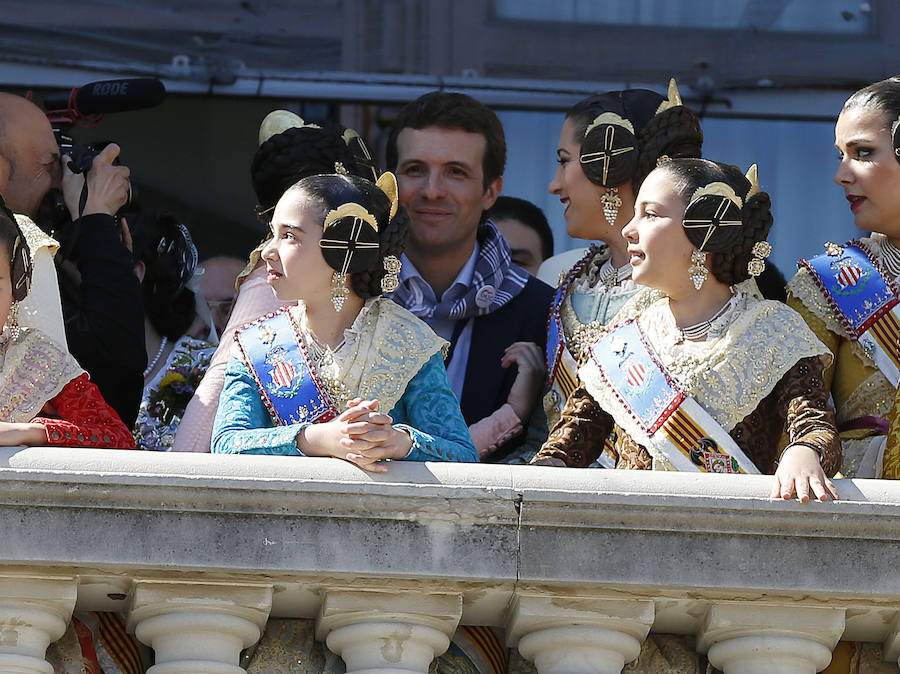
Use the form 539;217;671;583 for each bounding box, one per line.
658;158;773;286
286;173;408;299
567;79;703;191
251;122;357;213
251;112;381;218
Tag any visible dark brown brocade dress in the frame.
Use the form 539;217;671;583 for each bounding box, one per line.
532;293;841;476
535;355;840;475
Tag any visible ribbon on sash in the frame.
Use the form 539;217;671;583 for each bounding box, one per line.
545;247;617;467
235;308;337;426
801;242;900;387
588;319;760;474
546;248;595;389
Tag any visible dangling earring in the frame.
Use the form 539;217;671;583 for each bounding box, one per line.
381;255;401;293
4;301;20;341
600;187;622;227
747;240;772;277
331;272;350;312
688;249;709;291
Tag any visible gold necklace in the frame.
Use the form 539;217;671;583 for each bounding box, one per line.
303;330;351;409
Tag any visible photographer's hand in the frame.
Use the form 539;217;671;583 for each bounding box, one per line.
61;143;131;219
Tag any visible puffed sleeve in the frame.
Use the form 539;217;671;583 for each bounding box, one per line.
775;355;842;477
786;291;841;395
211;356;308;455
530;386;613;467
388;353;479;462
34;373;136;449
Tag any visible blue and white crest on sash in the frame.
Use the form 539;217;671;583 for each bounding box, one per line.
803;243;897;336
622;357;649;394
236;309;337;425
589;320;683;434
264;346;300;395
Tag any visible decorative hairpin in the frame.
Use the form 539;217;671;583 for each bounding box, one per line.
381;255;402;293
745;163;760;198
654;78;683;115
258;110;322;146
343;128;381;181
376;172;400;219
747;241;772;277
323;203;379;234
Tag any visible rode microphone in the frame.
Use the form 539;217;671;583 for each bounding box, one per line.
45;78;165;122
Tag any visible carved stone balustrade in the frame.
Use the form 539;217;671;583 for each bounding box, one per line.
0;447;898;674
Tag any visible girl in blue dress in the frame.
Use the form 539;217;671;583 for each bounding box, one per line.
212;171;477;468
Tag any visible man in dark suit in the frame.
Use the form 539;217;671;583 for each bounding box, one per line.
386;91;554;462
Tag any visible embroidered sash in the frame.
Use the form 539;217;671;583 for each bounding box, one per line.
587;319;760;474
545;247;617;468
235;308;337;426
546;248;595;390
801;242;900;387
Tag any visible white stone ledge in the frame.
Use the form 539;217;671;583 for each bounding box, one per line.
0;446;898;646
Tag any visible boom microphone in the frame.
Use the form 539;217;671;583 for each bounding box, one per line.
44;78;166;115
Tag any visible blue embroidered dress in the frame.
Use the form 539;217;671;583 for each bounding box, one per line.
212;296;477;462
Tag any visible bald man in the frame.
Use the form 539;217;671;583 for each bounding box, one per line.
0;93;145;427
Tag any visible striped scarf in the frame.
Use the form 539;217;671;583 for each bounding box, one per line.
389;220;530;320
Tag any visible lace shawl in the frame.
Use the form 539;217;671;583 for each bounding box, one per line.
290;296;447;413
579;294;831;437
0;329;85;423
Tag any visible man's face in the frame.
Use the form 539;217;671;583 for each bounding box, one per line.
494;217;544;276
0;101;60;218
199;256;245;335
394;126;501;257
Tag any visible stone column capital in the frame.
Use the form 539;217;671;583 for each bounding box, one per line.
128;580;272;674
698;603;845;674
0;575;78;674
506;594;654;674
316;589;463;674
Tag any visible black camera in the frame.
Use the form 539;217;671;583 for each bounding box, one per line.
55;131;116;176
53;130;133;205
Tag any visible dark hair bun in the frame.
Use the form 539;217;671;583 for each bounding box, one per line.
319;215;381;275
683;193;744;253
580;121;638;187
10;233;30;302
251;123;357;212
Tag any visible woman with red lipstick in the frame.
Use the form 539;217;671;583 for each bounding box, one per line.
542;80;704;450
211;172;477;467
534;158;841;501
787;76;900;480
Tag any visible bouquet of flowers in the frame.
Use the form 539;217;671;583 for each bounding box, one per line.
134;338;215;451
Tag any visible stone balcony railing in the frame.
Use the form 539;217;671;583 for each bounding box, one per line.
0;446;899;674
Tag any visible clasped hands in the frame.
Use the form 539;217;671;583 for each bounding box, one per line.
296;398;412;473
